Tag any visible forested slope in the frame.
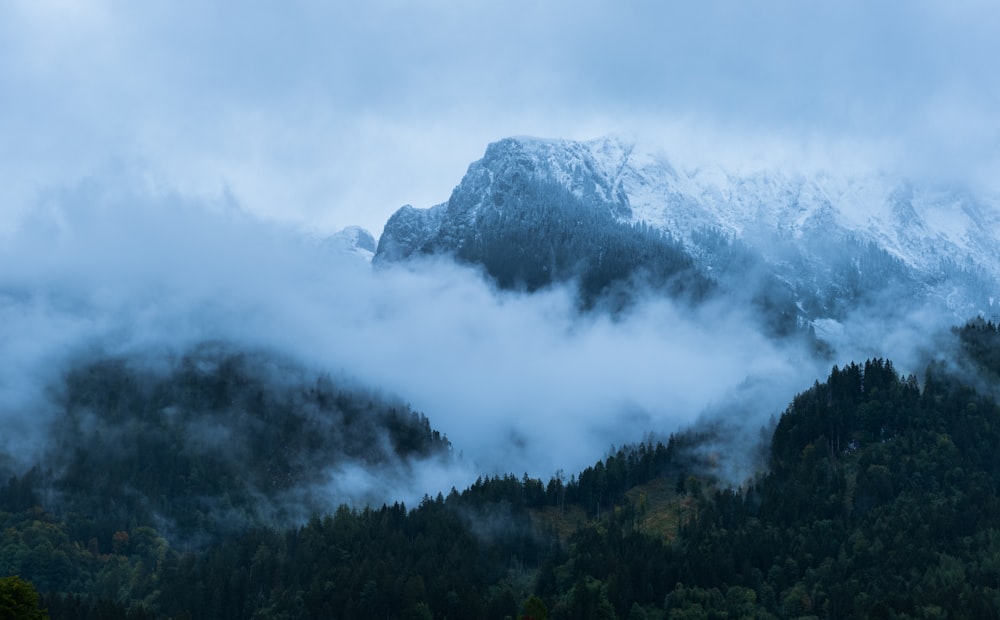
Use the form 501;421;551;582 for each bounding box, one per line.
1;342;451;551
4;323;1000;618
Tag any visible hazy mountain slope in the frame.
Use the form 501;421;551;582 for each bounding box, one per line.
2;342;452;546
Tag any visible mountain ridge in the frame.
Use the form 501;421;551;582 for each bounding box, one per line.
376;135;1000;321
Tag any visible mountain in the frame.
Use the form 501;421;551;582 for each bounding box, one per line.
376;136;1000;324
375;138;717;316
322;225;378;261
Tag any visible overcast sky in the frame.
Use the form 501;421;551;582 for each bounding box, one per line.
1;0;998;236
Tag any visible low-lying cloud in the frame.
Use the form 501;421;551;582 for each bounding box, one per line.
0;174;966;507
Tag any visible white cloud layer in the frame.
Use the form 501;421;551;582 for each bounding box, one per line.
0;172;969;505
0;179;804;481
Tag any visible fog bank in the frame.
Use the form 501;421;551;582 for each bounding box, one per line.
0;178;964;502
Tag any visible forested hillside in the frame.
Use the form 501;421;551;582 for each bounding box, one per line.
1;343;451;551
4;323;1000;618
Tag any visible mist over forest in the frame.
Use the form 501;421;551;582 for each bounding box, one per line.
3;139;998;620
4;2;1000;618
2;170;973;502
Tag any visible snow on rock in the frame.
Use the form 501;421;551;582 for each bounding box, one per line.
323;225;378;262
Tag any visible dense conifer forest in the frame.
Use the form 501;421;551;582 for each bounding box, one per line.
4;322;1000;618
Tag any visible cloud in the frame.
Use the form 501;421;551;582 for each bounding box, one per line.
0;160;981;511
1;1;996;238
0;174;830;490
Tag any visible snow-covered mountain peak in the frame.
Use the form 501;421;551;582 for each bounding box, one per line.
377;135;1000;318
467;136;634;217
579;139;999;278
